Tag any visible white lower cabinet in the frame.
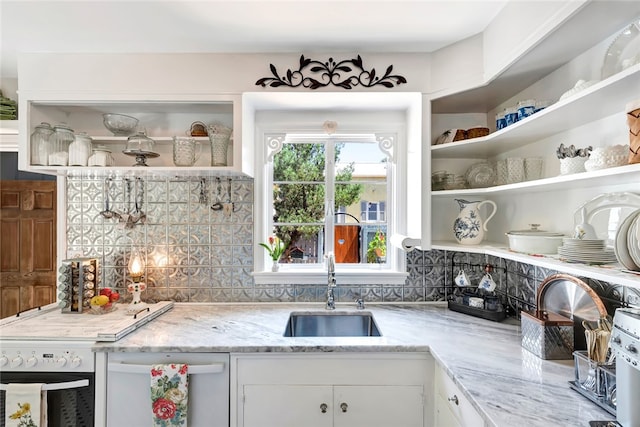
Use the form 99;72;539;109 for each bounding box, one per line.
434;364;484;427
232;352;434;427
243;384;424;427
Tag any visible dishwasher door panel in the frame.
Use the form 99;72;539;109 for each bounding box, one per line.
106;352;229;427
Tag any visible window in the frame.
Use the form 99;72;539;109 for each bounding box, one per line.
270;135;388;267
248;93;423;286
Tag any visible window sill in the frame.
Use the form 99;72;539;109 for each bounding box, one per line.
252;269;408;285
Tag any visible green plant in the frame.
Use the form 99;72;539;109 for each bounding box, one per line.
259;236;286;261
366;230;386;263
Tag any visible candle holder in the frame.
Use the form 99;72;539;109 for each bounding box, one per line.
126;245;147;314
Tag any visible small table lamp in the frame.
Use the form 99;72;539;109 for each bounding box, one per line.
126;246;147;313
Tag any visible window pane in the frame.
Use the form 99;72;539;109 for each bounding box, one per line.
272;141;326;263
274;142;325;182
334;141;388;265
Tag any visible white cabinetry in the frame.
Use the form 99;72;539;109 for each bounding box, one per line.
434;364;484;427
19;97;252;177
429;15;640;290
232;352;433;427
0;120;18;151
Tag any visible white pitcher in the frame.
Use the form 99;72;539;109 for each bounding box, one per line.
453;199;497;245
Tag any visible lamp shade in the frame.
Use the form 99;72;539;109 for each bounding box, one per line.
128;246;145;278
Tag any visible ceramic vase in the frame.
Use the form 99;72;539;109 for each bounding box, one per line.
271;261;279;272
453;199;497;245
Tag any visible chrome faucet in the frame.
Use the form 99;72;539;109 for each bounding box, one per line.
326;252;336;310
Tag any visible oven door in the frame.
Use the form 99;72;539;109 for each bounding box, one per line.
0;372;94;427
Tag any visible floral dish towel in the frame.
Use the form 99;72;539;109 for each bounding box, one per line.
5;383;47;427
151;364;188;427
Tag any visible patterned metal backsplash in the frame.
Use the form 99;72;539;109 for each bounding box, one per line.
65;175;639;310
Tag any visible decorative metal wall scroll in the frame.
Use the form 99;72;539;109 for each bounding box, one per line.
256;55;407;90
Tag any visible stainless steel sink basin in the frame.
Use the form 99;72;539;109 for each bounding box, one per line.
283;311;382;337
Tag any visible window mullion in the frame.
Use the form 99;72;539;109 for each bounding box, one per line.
325;138;335;256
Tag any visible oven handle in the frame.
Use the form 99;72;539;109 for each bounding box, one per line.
108;362;225;375
0;379;89;391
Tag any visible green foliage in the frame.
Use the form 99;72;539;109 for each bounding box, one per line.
273;142;363;252
366;230;387;263
259;236;286;261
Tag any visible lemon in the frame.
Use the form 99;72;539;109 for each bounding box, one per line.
90;295;110;306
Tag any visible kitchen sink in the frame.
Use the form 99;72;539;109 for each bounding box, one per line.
283;311;382;337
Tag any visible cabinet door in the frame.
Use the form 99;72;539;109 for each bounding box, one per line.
334;385;424;427
434;367;484;427
242;385;332;427
434;393;462;427
0;181;56;318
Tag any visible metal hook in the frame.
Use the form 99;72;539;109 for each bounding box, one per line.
199;178;208;205
211;177;223;211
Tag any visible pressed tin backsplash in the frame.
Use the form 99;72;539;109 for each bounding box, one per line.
65;175;639;310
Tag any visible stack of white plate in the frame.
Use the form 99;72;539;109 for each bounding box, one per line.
558;237;617;264
614;208;640;271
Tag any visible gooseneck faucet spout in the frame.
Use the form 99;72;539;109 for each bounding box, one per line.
326;252;336;310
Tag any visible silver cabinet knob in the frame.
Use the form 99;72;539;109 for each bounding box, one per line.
320;403;328;413
448;395;459;405
340;402;348;413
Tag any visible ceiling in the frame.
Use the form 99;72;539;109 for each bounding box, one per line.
0;0;509;78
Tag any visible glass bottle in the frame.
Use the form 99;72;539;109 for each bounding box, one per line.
30;122;54;165
50;124;75;166
68;132;93;166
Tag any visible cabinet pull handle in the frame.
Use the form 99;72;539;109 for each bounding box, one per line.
320;403;328;413
448;395;459;405
340;402;348;413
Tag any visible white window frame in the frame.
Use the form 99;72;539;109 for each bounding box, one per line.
266;132;393;269
248;93;423;286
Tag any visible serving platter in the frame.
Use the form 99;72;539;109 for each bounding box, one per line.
627;213;640;269
614;209;640;271
602;19;640;80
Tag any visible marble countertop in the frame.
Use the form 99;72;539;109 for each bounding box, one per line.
94;302;613;426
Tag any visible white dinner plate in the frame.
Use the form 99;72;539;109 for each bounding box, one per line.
615;209;640;270
627;213;640;269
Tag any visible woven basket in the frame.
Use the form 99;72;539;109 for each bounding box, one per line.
627;100;640;164
466;127;490;139
453;129;466;141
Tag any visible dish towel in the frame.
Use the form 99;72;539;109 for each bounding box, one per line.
150;364;189;427
5;383;47;427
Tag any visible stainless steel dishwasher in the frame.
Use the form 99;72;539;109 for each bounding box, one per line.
106;352;229;427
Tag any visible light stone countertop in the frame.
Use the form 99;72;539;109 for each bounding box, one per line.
93;302;613;426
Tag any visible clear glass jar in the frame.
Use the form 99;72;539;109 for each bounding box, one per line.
50;124;75;166
68;132;93;166
30;122;54;165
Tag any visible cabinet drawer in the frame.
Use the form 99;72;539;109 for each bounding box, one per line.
435;366;484;427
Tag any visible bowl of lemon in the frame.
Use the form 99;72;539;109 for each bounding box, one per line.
88;288;120;314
